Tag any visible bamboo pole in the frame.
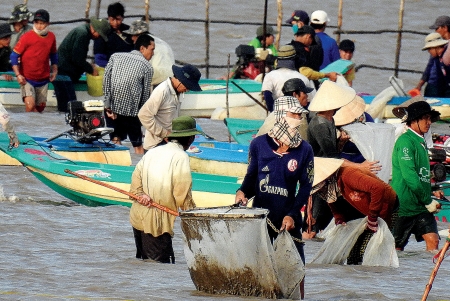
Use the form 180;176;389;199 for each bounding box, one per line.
205;0;210;78
95;0;102;19
275;0;283;50
337;0;344;44
394;0;405;78
144;0;150;24
85;0;92;19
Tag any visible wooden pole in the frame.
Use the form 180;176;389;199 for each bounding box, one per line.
226;54;231;142
64;169;180;216
337;0;344;44
421;234;450;301
262;0;269;81
394;0;405;78
85;0;92;19
144;0;150;25
205;0;210;78
275;0;283;50
95;0;102;19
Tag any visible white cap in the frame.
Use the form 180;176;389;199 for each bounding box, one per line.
310;10;330;25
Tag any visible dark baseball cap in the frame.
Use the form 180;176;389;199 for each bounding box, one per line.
295;25;315;38
429;15;450;29
33;9;49;23
285;10;310;25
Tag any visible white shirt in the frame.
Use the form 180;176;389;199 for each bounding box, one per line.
261;68;316;101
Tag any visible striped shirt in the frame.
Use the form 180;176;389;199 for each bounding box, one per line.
103;50;153;116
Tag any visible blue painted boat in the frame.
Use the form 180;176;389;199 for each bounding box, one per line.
0;132;242;208
224;118;264;146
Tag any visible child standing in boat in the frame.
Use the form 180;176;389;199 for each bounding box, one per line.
10;9;57;113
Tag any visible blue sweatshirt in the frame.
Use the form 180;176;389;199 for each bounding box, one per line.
239;134;314;229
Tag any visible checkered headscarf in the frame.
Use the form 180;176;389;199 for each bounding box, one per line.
268;116;303;148
273;96;301;119
311;173;341;203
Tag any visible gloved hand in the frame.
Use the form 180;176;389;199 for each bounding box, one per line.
366;216;378;233
425;200;442;213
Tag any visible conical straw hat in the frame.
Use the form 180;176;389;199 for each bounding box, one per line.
392;95;425;119
308;81;356;112
313;157;344;187
333;95;366;126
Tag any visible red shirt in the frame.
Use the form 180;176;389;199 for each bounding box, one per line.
330;166;397;225
13;30;57;81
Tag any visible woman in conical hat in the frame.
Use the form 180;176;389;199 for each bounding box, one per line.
311;157;398;264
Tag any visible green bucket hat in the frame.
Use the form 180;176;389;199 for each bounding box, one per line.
89;17;111;42
123;19;149;35
168;116;203;138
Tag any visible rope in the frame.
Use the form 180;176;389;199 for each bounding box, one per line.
266;217;304;245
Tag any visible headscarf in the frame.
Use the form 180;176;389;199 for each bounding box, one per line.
268;116;303;148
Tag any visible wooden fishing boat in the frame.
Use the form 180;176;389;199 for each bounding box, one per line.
189;137;249;177
0;74;262;118
223;117;264;146
0;132;242;208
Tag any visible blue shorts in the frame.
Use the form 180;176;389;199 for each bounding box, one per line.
393;211;438;250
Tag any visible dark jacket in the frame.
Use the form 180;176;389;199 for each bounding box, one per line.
94;23;133;67
289;39;323;72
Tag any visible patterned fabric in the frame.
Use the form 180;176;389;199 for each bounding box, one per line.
347;229;373;265
316;174;341;203
273;96;301;119
268;116;303;148
103;50;153;116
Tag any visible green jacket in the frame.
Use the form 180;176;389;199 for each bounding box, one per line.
57;24;94;81
248;38;278;56
391;128;432;217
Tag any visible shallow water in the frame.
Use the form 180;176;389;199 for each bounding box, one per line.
1;111;450;301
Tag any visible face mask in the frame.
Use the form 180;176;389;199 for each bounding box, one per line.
285;116;302;130
292;24;299;34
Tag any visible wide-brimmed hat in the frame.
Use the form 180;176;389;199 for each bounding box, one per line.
333;95;366;126
285;10;310;25
172;64;202;91
34;9;50;23
123;19;149;35
282;78;314;95
90;17;111;42
168;116;203;137
274;96;303;118
313;157;344;187
404;101;440;123
429;15;450;30
256;25;278;37
308;81;356;112
0;23;13;39
277;45;296;59
422;32;448;51
8;4;33;24
392;95;425;119
310;10;330;25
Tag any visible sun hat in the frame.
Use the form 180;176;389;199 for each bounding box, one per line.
429;15;450;29
422;32;448;51
288;105;309;115
308;81;356;112
0;23;13;39
333;95;366;126
273;96;305;118
392;95;425;119
256;25;278;37
89;17;111;42
312;157;344;187
404;101;440;123
310;10;330;25
339;39;355;52
172;64;202;91
277;45;296;59
8;4;33;24
295;25;315;37
285;10;310;25
123;19;149;35
33;9;50;23
282;78;314;95
168;116;203;137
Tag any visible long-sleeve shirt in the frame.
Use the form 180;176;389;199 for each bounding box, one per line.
316;32;340;70
129;141;195;237
307;115;339;158
57;24;93;82
0;47;12;71
391;128;432;217
138;78;180;149
103;50;153;116
329;166;397;225
93;23;133;68
239;134;314;228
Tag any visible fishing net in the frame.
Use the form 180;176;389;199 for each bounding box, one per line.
311;217;399;267
180;207;304;299
342;122;396;183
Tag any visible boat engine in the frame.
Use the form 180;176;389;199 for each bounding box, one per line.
65;100;112;142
